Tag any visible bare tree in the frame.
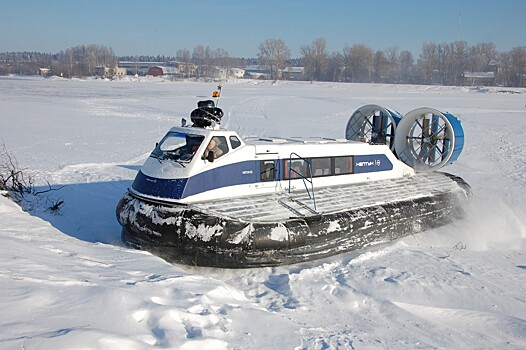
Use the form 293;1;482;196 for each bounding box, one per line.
372;50;388;82
497;51;512;86
301;37;329;81
257;38;291;80
176;48;191;63
343;44;373;83
419;42;439;83
193;45;205;77
0;140;31;196
204;46;213;67
510;46;526;86
399;50;414;83
452;41;468;85
480;42;497;67
436;43;452;85
327;51;344;82
385;46;399;83
1;140;65;212
50;44;116;77
468;42;496;72
212;48;230;69
175;48;191;77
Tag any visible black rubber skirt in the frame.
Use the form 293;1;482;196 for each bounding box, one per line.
116;175;471;268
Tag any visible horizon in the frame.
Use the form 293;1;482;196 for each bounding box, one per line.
1;0;526;58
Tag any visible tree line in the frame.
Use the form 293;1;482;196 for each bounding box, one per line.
0;44;117;78
280;37;526;87
1;39;525;87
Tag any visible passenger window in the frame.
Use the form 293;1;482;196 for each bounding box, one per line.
283;159;310;179
334;156;353;175
311;157;331;177
229;136;241;149
260;160;275;182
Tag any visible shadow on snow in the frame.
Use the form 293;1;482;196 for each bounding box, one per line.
28;176;133;246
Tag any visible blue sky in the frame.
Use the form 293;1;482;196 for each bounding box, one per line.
1;0;525;58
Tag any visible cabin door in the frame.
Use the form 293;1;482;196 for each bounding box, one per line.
256;159;281;191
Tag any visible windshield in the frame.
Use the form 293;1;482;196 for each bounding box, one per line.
150;132;205;164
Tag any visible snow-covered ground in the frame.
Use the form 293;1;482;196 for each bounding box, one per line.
1;76;525;349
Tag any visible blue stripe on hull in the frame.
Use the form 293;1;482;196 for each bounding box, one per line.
132;172;188;199
183;161;258;198
132;156;393;200
354;154;393;173
132;160;259;200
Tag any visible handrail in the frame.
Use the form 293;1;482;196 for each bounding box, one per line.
288;152;317;211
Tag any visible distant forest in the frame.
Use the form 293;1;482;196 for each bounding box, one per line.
1;39;525;87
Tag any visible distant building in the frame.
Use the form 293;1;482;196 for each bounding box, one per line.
118;61;167;76
244;65;271;79
228;68;245;79
281;67;305;81
210;67;227;80
38;68;50;76
95;66;127;78
462;71;495;86
147;66;179;77
175;62;198;77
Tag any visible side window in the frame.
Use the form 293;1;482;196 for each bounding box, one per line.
334;156;353;175
260;160;275;182
311;157;331;177
229;136;241;149
283;159;311;179
205;136;229;160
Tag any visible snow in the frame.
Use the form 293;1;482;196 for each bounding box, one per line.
269;224;289;242
1;76;525;349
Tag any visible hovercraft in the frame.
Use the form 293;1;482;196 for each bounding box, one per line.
116;96;471;268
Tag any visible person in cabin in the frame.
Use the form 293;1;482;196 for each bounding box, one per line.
292;161;303;178
205;137;224;160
